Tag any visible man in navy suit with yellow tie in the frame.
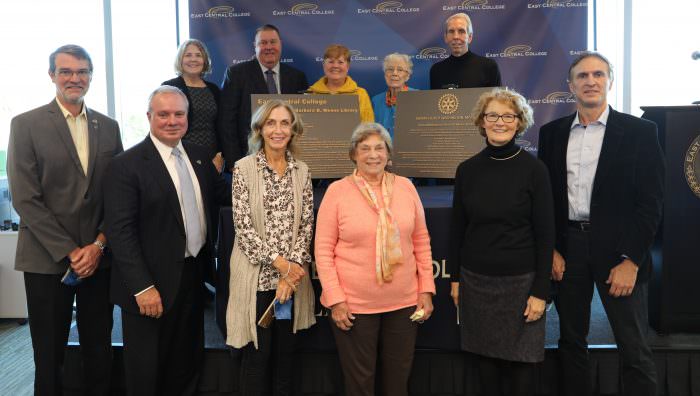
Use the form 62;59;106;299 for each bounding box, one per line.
104;86;229;395
538;52;664;396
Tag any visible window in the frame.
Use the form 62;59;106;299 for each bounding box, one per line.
111;0;179;148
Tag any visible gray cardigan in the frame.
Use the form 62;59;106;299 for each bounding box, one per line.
225;154;316;348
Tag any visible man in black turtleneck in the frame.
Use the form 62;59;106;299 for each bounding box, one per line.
429;13;502;90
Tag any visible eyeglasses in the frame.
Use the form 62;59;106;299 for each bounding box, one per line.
385;67;408;74
55;69;92;79
484;113;519;123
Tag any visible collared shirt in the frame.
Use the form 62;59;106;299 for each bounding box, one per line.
136;136;208;297
231;150;314;291
566;106;610;221
149;134;207;257
56;98;89;175
257;60;281;93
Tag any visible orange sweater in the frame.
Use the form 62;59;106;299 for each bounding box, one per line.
314;175;435;314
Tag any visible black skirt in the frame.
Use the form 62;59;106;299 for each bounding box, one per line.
459;268;545;363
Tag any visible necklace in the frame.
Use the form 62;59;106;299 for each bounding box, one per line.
489;147;522;161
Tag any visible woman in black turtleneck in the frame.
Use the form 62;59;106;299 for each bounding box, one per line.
449;88;554;396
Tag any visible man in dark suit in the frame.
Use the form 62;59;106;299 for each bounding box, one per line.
538;52;664;396
104;86;229;395
429;12;502;90
7;44;123;395
218;23;308;170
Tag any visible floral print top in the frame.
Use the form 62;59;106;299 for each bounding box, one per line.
232;150;314;291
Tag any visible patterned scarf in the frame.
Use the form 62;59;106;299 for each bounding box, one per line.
352;169;403;284
384;85;408;107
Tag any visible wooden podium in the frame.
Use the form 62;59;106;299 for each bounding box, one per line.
642;105;700;333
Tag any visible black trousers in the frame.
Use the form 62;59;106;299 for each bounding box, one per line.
331;306;418;396
239;290;296;396
121;258;203;396
555;226;657;396
24;268;113;396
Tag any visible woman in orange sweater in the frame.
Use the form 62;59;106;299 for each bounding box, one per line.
315;122;435;396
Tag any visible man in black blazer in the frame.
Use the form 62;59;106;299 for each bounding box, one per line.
218;24;308;170
8;44;122;395
104;86;229;395
538;52;664;396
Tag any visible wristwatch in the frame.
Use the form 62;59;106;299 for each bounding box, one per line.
93;239;106;253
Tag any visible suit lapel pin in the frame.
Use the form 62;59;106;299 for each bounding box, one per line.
91;119;98;130
196;160;202;164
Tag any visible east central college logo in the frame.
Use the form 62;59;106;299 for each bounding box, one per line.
357;1;420;14
314;50;378;62
527;0;588;9
190;6;251;18
414;47;449;61
685;134;700;199
438;94;459;115
273;3;335;16
443;0;506;11
486;45;548;58
528;91;576;105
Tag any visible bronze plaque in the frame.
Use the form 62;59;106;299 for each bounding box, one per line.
393;88;494;178
252;94;360;178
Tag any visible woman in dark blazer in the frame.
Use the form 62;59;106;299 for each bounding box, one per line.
163;38;223;172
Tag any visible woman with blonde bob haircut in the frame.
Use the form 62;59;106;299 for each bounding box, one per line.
449;88;554;395
162;38;223;171
315;122;435;395
227;99;315;395
472;88;534;138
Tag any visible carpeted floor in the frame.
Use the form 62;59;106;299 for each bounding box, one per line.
63;290;615;348
3;289;697;395
0;318;35;395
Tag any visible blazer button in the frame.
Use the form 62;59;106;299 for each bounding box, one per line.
84;193;89;200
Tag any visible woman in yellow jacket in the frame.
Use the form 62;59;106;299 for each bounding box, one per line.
308;44;375;123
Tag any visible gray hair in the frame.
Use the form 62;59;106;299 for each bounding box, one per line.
382;53;413;76
567;51;614;82
348;122;393;164
49;44;93;73
471;88;534;137
445;13;473;36
174;39;212;77
147;85;189;113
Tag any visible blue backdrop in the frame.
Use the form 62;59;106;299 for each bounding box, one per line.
189;0;588;150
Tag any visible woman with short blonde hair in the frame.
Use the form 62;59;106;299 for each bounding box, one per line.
307;44;375;122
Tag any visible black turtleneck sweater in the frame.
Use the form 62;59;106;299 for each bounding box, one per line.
430;51;502;90
448;139;554;299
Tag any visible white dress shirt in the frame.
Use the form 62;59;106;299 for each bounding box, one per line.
135;136;208;296
566;106;609;221
150;134;207;257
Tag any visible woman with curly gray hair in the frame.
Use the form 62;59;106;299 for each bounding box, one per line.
449;88;555;396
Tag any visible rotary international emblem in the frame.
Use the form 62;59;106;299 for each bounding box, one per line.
685;134;700;199
438;94;459;115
